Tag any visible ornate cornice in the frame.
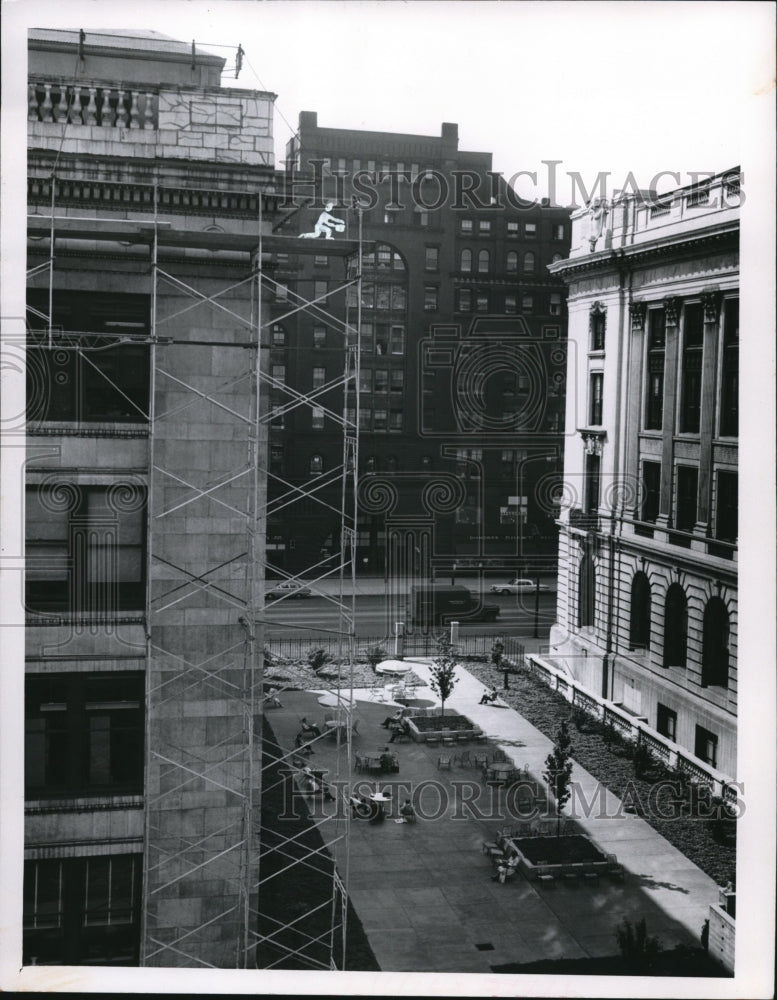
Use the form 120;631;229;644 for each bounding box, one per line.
630;301;647;332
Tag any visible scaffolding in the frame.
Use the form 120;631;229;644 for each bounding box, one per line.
25;174;365;969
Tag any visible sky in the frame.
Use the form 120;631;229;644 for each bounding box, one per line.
5;0;774;202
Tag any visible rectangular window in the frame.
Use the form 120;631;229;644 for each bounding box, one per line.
375;326;389;356
314;280;328;300
313;326;326;349
584;453;600;514
680;303;704;433
389;325;405;355
26;291;150;423
390;285;407;311
389;410;403;431
478;220;491;235
25;673;144;796
23;855;142;965
275;283;288;301
313;254;328;267
507;221;519;238
554;223;565;240
458;289;472;312
521;294;534;313
311;407;325;429
505;294;517;314
719;298;738;436
639;461;660;533
359;407;372;430
460;219;473;234
656;703;677;741
271;364;286;384
26;486;146;613
374;369;388;393
591;312;606;351
694;725;718;768
374;409;388;431
715;470;738;543
550;293;562;316
525;222;537;238
424;286;438;311
476;294;489;312
359;369;372;393
271;404;284;429
425;247;439;271
390;369;404;394
645;309;666;430
270;446;284;472
673;465;698;546
376;285;390;310
312;366;326;388
272;325;286;347
589;373;603;426
416;210;429;227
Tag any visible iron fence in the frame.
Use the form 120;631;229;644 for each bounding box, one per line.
264;633;525;664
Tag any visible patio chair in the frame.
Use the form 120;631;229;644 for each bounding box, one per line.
492;749;507;763
440;729;456;747
481;840;505;861
437;754;453;770
425;734;440;747
454;749;471;767
353;754;367;773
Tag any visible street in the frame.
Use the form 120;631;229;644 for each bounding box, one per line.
261;590;557;639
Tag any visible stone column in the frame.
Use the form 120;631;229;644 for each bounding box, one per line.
657;297;680;526
697;289;721;531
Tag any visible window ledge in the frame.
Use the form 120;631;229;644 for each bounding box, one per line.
27;422;148;438
25;794;143;814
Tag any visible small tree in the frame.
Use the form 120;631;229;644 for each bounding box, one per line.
542;720;574;836
429;636;459;717
364;643;387;671
307;647;333;674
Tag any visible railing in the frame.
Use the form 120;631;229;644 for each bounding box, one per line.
264;632;512;663
525;651;735;797
685;185;710;208
638;728;672;765
649;201;671;218
29;79;158;129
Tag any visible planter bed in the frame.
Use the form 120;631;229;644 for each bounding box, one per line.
504;833;609;880
405;712;476;743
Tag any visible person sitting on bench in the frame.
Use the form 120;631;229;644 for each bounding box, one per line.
479;688;499;705
381;708;406;729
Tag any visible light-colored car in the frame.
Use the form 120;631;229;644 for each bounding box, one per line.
488;578;551;595
265;581;312;600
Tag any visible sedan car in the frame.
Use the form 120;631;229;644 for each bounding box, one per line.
488;578;551;595
265;581;312;600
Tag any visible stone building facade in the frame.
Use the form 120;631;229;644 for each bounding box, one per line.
547;171;739;779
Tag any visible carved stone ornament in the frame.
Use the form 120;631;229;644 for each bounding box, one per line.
701;288;722;324
629;301;646;332
587;197;609;250
663;296;680;327
581;430;605;456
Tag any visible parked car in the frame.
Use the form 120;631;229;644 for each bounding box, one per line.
265;581;312;600
488;578;550;595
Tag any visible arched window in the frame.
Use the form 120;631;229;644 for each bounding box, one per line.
577;550;595;628
523;252;536;273
460;249;472;272
506;251;518;273
701;597;729;687
309;454;324;477
629;572;651;649
663;584;688;668
478;250;489;273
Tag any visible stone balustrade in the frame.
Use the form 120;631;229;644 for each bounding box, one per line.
29;79;157;129
525;651;737;799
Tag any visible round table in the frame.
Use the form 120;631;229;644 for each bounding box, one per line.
324;719;349;739
368;792;392;824
375;659;411;677
487;761;515;783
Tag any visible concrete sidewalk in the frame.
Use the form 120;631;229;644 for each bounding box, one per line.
264;660;720;973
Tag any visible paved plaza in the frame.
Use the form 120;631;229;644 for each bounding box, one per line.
265;659;721;974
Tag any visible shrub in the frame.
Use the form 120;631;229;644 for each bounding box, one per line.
363;643;387;670
307;647;333;673
263;646;274;668
429;636;459;716
570;706;589;732
615;917;662;973
633;740;659;779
